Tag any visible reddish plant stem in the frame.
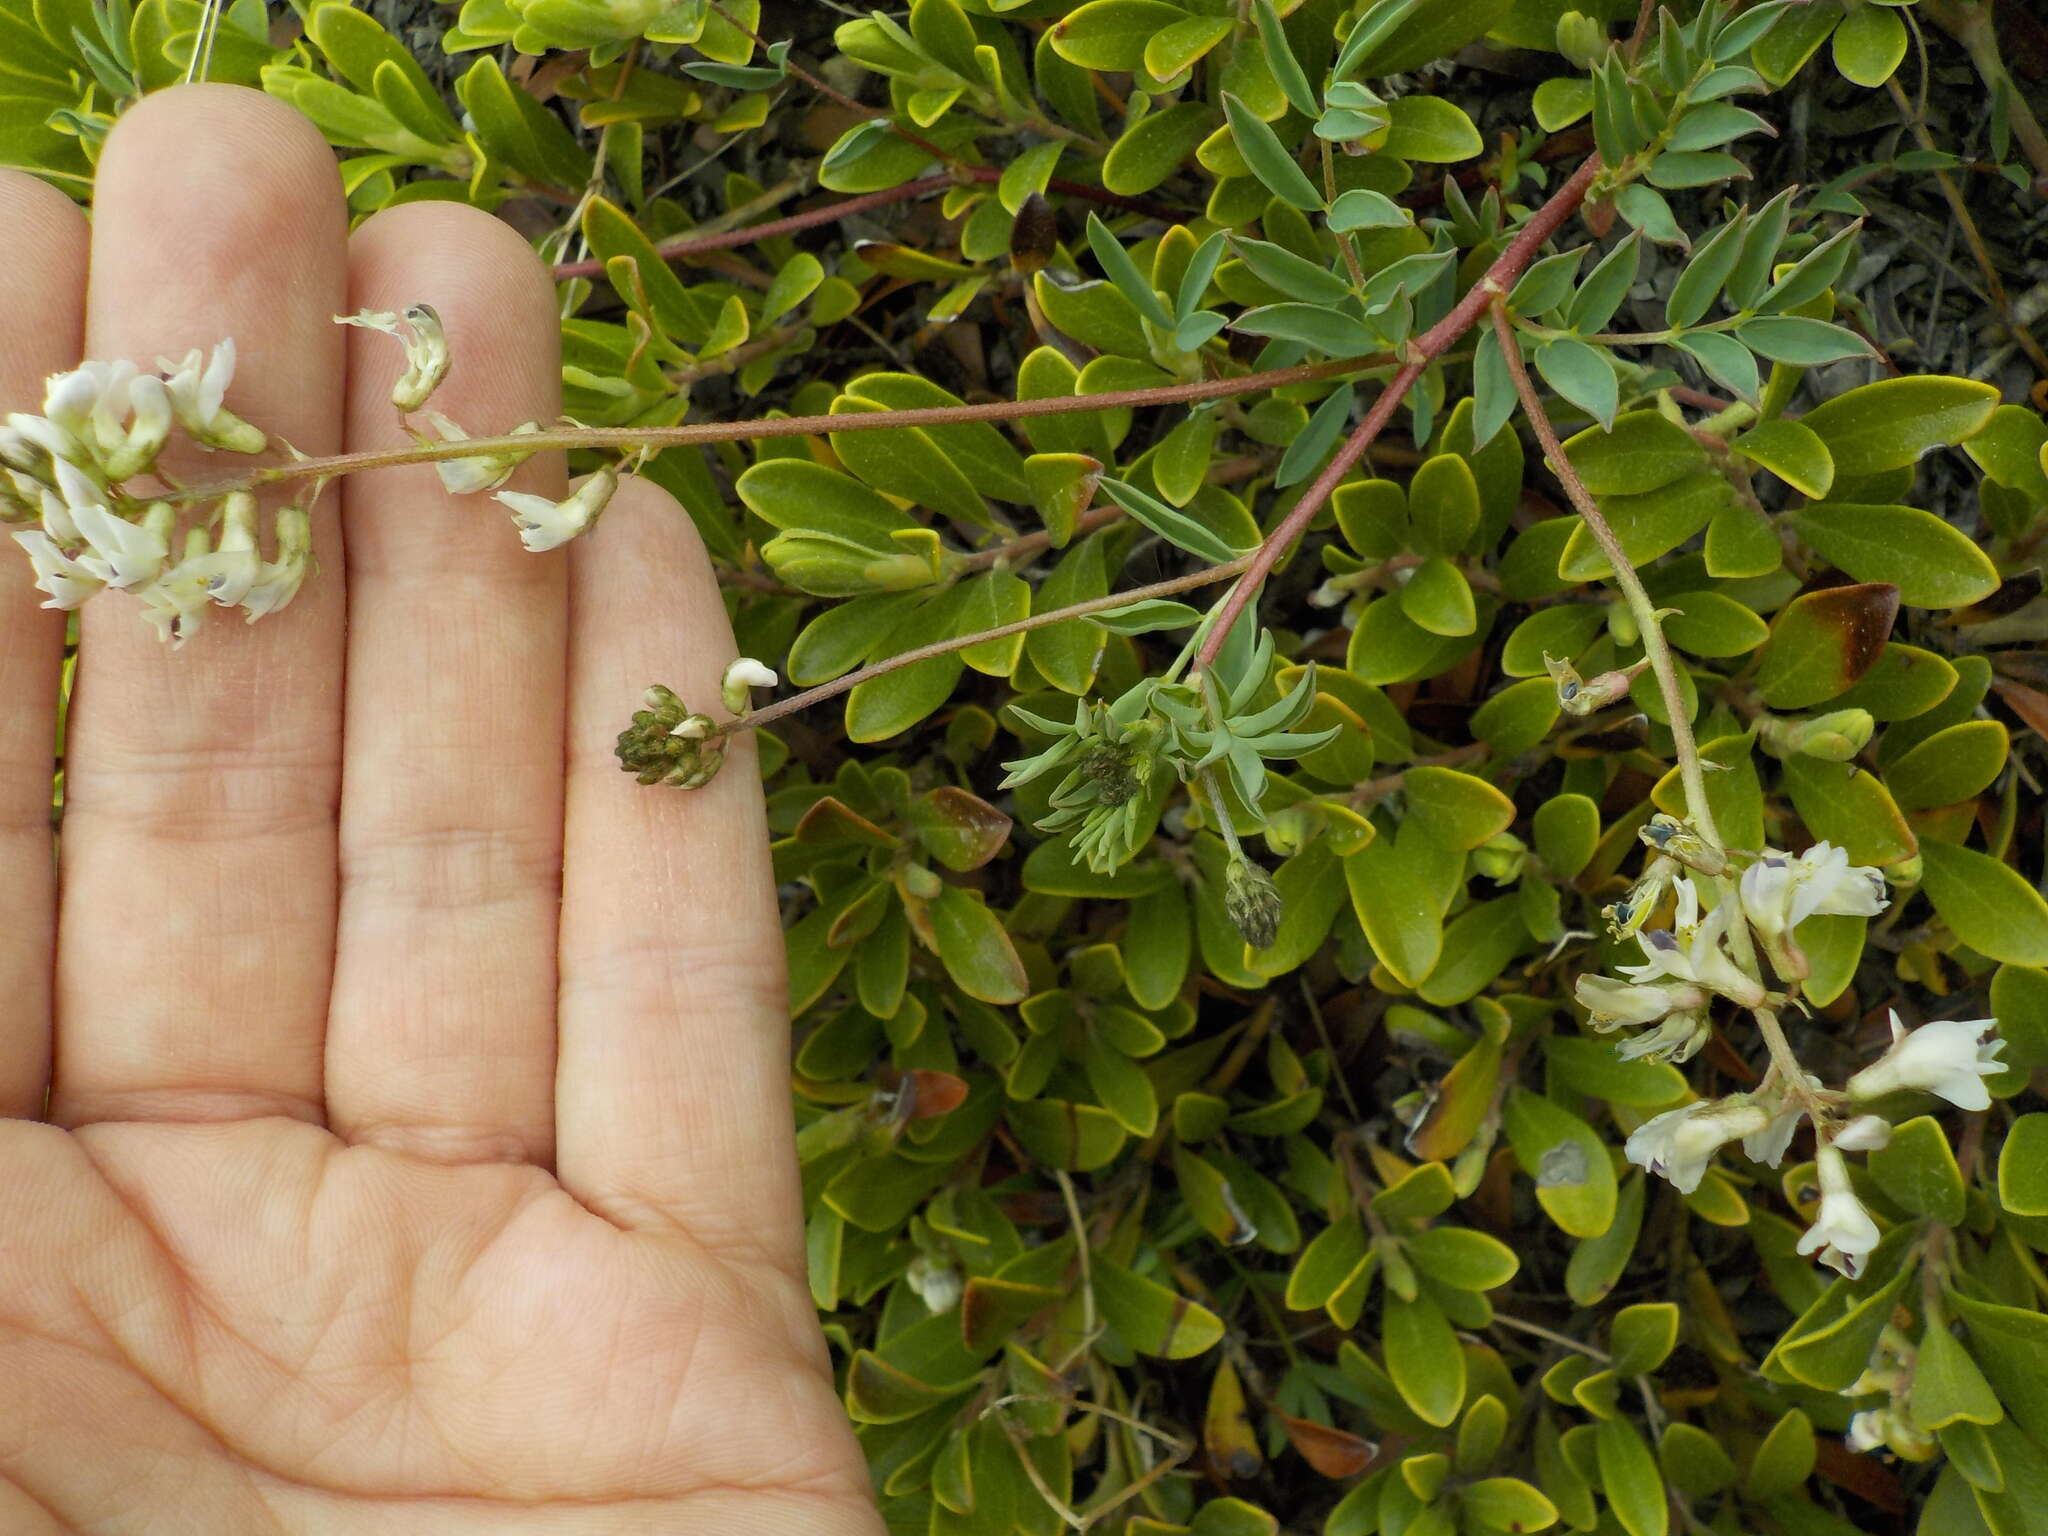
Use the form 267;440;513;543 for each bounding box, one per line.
1193;153;1603;669
553;175;952;278
211;354;1393;501
959;502;1124;571
553;166;1196;280
734;557;1250;737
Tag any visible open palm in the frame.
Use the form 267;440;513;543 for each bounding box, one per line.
0;87;880;1535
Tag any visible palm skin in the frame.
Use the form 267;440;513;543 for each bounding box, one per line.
5;1119;872;1534
0;87;882;1534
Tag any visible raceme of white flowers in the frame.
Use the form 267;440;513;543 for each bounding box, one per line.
3;342;313;645
3;314;643;643
1586;829;2004;1313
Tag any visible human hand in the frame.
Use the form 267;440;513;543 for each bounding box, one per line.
0;85;881;1535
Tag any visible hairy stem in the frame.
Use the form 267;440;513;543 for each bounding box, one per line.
1752;1007;1830;1120
733;557;1250;737
1192;153;1604;669
1486;298;1720;852
553;174;951;278
180;355;1393;505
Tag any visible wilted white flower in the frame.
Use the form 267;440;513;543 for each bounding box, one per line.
1796;1143;1881;1279
1740;1072;1822;1168
721;656;777;714
1615;1009;1713;1064
495;465;617;552
1625;1097;1772;1193
1846;1011;2003;1111
1602;855;1677;939
134;528;217;647
70;501;170;589
1740;842;1888;944
1640;813;1727;876
1618;878;1766;1007
417;411;542;494
158;339;266;454
239;504;313;621
1576;973;1705;1028
11;528;103;609
337;304;450;412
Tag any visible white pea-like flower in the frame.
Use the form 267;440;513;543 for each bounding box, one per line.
1618;879;1766;1007
1796;1143;1881;1279
11;529;104;609
1739;1073;1822;1169
1845;1411;1887;1454
1846;1010;2003;1111
1625;1097;1773;1194
158;339;267;454
495;465;617;553
1739;842;1888;943
70;501;170;590
721;657;778;714
102;375;174;481
3;410;83;467
42;361;127;444
186;492;262;607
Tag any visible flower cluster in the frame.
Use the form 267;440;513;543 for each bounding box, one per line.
612;660;776;790
1591;830;2004;1287
1627;1006;1999;1286
4;343;312;644
1577;841;1886;1063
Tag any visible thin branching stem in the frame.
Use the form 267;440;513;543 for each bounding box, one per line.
552;173;952;278
734;558;1250;737
179;355;1394;506
1192;153;1604;669
1485;297;1721;852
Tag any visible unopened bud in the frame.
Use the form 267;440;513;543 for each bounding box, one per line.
1471;831;1527;883
1555;10;1608;68
1603;855;1676;938
1758;708;1875;762
1832;1115;1893;1152
721;657;778;715
1224;855;1283;950
615;682;727;790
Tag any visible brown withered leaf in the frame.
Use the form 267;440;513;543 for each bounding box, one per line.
1276;1411;1377;1479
